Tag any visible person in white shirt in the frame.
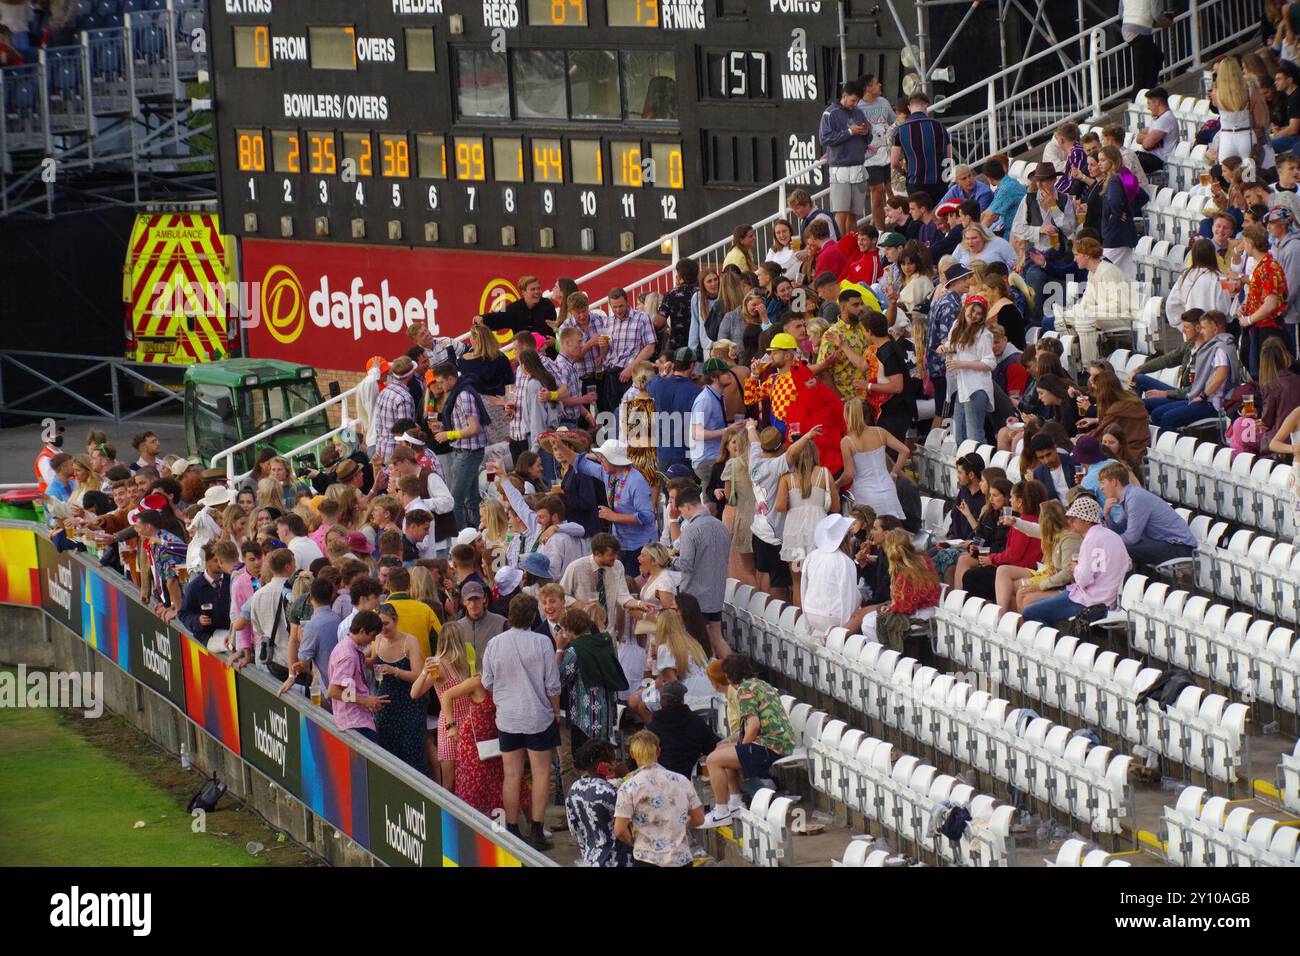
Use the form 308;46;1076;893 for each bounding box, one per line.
942;295;997;446
800;514;862;636
1011;164;1078;252
1134;86;1180;174
1053;236;1134;363
1165;238;1232;326
277;514;323;571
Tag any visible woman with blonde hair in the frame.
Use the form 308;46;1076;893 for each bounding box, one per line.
775;437;839;604
457;322;515;446
255;476;283;511
407;564;440;609
721;425;757;587
69;455;101;507
718;270;747;316
292;502;321;534
221;503;249;544
837;397;908;519
619;361;660;484
992;498;1081;613
858;529;941;650
627;608;715;721
411;622;474;788
1211;56;1266;163
325;484;364;530
629;542;678;630
478;497;509;565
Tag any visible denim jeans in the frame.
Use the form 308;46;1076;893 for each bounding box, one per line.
1132;373;1176;413
1271;134;1300;156
953;389;990;446
449;447;484;528
1021;591;1088;625
1149;399;1217;429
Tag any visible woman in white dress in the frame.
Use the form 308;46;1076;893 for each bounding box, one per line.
836;397;909;519
775;439;840;606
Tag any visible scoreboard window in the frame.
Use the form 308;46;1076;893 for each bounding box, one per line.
650;142;684;188
380;134;412;178
567;50;619;120
454;137;487;181
531;138;564;183
309;27;357;71
528;0;588;26
492;138;525;183
305;131;338;174
570;140;603;185
512;50;566;120
607;0;660;27
236;129;266;171
343;132;374;177
416;134;448;179
705;50;771;99
405;28;436;72
233;26;270;69
455;49;509;119
611;141;643;187
623;51;677;120
271;130;301;173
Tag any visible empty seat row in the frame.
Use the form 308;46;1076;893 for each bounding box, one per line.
1124;573;1300;719
807;716;1015;866
1047;838;1132;867
834;842;897;867
1197;526;1300;623
817;627;1134;833
729;787;800;867
1147;429;1296;536
721;581;1137;834
934;590;1251;782
1162;786;1299;867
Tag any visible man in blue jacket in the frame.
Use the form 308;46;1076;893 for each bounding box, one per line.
818;80;869;238
1028;432;1078;504
179;543;233;649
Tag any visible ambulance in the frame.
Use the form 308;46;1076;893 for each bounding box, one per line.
122;211;239;366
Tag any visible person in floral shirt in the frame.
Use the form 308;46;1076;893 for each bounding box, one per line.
700;654;795;828
1238;223;1290;379
566;739;632;867
818;288;873;401
614;731;704;867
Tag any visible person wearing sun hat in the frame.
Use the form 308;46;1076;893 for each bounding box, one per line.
1021;492;1130;625
573;438;656;576
800;513;863;635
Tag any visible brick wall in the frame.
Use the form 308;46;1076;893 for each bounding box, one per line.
315;368;366;429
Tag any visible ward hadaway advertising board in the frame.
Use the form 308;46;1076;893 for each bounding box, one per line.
236;673;303;795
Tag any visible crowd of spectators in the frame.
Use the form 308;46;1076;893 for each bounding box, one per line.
30;8;1300;867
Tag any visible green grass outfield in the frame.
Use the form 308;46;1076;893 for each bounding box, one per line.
0;702;265;867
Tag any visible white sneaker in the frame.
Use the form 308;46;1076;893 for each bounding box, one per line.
699;806;735;829
727;794;744;810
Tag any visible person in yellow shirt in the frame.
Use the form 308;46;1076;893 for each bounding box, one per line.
743;333;804;429
818;288;873;401
381;565;441;660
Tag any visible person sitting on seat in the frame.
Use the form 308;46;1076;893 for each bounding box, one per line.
1098;462;1198;567
1051;236;1133;364
1022;494;1131;624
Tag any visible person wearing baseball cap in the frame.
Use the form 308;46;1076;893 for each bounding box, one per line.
1021;492;1131;625
439;578;504;672
646;346;702;471
1265;206;1300;334
689;350;735;486
575;437;656;576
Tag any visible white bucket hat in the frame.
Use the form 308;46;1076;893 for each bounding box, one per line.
813;513;855;554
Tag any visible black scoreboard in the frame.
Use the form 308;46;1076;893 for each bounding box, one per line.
209;0;902;256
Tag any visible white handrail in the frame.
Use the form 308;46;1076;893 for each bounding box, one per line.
574;159;828;292
211;385;360;484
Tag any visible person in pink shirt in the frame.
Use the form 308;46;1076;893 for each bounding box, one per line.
309;497;341;552
327;609;390;742
1023;494;1131;625
227;541;263;667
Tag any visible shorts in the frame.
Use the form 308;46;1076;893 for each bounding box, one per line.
498;720;561;753
865;164;890;186
829;166;867;214
736;742;783;780
702;610;722;623
752;534;793;588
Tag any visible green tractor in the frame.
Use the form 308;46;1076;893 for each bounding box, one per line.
184;359;337;475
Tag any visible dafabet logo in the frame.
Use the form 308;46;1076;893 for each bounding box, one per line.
261;264;306;344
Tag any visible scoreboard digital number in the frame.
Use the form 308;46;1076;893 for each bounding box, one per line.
211;0;902;253
528;0;588;26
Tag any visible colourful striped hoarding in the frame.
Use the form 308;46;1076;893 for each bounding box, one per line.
301;717;369;848
80;570;130;670
0;527;39;606
182;640;240;754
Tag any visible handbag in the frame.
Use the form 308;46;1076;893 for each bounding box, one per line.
876;610;914;651
476;737;501;760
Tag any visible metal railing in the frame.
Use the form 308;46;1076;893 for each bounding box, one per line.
210;383;365;484
0;350;184;425
1;0;209;218
929;0;1259;168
